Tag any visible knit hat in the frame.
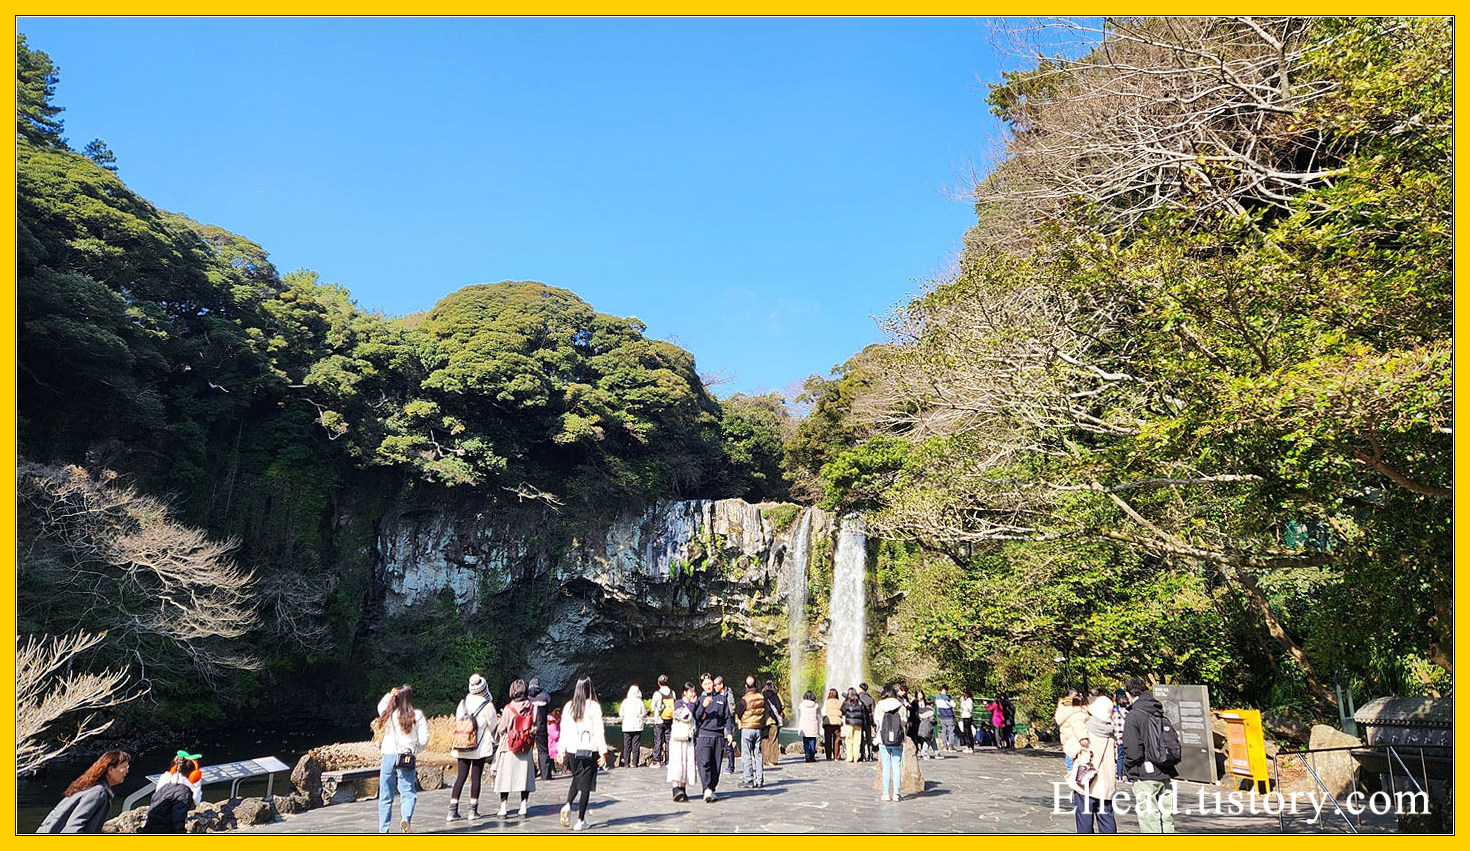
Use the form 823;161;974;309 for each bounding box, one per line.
528;678;540;690
469;674;488;695
1088;695;1114;722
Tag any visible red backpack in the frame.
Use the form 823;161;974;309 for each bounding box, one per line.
505;703;535;754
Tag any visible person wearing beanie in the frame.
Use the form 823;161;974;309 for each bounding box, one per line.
447;674;496;822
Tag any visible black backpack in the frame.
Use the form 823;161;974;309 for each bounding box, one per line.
1144;712;1182;768
880;708;905;747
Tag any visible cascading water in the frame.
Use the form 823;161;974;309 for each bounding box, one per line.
786;507;814;717
824;514;867;696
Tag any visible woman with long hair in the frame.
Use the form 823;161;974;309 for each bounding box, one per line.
821;688;843;761
37;750;132;833
556;675;608;831
665;682;700;801
619;684;646;768
491;678;536;818
446;673;496;822
959;691;976;752
874;685;908;802
841;687;866;764
376;684;429;833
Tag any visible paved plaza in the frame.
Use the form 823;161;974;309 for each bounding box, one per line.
247;747;1378;835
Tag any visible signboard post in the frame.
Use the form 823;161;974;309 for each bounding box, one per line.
123;756;293;811
1151;684;1217;784
1221;710;1271;792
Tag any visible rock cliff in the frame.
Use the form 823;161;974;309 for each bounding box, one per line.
376;500;834;691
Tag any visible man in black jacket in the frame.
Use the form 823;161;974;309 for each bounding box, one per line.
527;678;552;779
694;674;730;802
857;683;876;761
1121;678;1177;833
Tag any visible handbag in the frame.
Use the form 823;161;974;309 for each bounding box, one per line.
1069;755;1097;792
396;750;416;771
574;728;596;760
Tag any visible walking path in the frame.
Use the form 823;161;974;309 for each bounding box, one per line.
247;747;1379;834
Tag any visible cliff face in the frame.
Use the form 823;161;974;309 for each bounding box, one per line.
375;499;833;691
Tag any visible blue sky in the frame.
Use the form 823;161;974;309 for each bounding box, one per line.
18;17;1004;398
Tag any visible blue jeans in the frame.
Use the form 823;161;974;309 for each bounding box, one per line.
879;744;903;797
741;728;764;786
378;754;417;833
803;737;817;760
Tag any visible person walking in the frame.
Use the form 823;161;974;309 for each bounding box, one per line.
447;674;497;822
619;684;646;768
822;688;843;760
1054;691;1085;769
650;674;675;767
666;682;701;801
735;681;767;788
990;698;1008;750
1065;694;1119;833
547;707;562;778
959;691;976;752
1122;678;1178;833
841;688;866;764
934;686;958;752
857;683;877;761
874;686;908;801
141;750;204;833
693;673;730;802
1112;689;1130;781
556;675;609;831
491;678;537;819
375;685;429;834
761;679;784;767
797;690;820;762
37;750;132;833
527;678;552;780
916;695;939;758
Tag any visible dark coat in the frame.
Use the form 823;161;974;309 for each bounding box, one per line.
1122;692;1177;782
36;783;114;834
694;689;731;737
141;782;194;833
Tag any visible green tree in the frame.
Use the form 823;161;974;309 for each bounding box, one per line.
16;34;64;147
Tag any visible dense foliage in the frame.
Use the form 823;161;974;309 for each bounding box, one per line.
814;17;1452;716
15;34;787;734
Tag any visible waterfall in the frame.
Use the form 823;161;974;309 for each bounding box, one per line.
824;514;867;696
786;507;814;718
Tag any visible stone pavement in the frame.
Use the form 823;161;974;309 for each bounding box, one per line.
247;747;1378;835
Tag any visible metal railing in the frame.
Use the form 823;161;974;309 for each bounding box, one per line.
1269;743;1448;833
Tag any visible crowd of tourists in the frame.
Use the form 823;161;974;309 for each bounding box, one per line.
37;671;1177;835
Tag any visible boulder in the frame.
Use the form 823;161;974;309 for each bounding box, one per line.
870;739;925;794
227;797;279;827
416;764;443;790
102;805;149;834
188;801;237;834
329;781;363;805
290;753;325;804
1264;709;1311;744
275;793;311;815
1306;724;1363;800
784;741;805;755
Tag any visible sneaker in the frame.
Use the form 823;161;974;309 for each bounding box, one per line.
518;801;528;817
400;819;411;834
573;819;588;831
559;805;571;827
881;793;891;801
468;806;481;821
702;788;714;803
447;805;463;822
498;801;508;819
894;793;902;802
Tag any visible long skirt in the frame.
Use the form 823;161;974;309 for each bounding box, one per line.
491;747;536;794
666;735;699;786
761;724;781;765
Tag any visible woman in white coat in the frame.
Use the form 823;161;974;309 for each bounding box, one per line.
557;675;609;831
376;685;429;833
619;684;646;767
491;678;537;818
1064;694;1119;833
446;674;497;822
665;682;701;801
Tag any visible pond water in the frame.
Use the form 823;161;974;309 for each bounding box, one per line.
18;718;364;834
